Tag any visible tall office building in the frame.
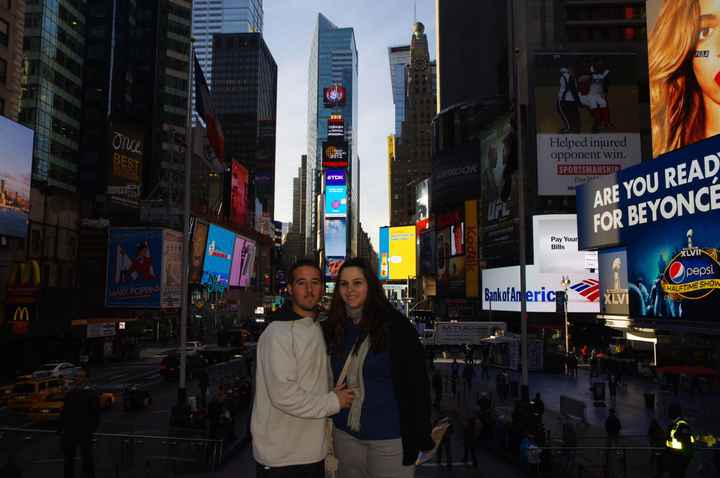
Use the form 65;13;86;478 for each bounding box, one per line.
19;0;85;190
0;0;24;120
306;13;358;259
212;32;277;220
291;154;307;236
191;0;263;123
390;22;435;226
388;45;410;139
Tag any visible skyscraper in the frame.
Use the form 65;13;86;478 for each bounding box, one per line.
212;32;277;222
306;13;358;260
388;45;411;139
0;0;25;120
192;0;263;123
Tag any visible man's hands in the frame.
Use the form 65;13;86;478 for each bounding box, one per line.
334;383;354;409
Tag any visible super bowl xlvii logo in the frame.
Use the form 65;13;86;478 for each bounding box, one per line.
661;229;720;300
605;257;629;305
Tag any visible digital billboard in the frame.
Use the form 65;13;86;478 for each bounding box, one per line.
324;218;347;257
229;235;247;286
576;135;720;320
437;228;451;292
598;248;630;316
533;214;597;274
416;178;429;222
328;114;345;138
161;229;183;308
325;169;346;186
323;84;347;107
450;223;464;256
201;224;235;288
190;220;208;283
239;239;256;287
388;226;416;280
325;185;347;217
325;257;345;280
379;227;389;280
106;228;163;308
465;200;479;298
107;121;144;208
231;160;249;228
322;141;349;169
0;116;33;238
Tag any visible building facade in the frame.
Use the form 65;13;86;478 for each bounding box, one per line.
191;0;263;123
388;45;410;139
390;22;435;227
212;32;277;221
0;0;24;120
306;13;358;260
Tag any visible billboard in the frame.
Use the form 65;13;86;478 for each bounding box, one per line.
323;84;347;107
419;229;436;275
107;121;144;208
437;228;451;291
532;214;597;274
481;114;519;266
328;114;345;137
325;184;347;217
415;178;430;222
465;200;479;298
534;52;642;195
576;135;720;319
322;141;349;169
451;223;464;256
161;229;183;308
647;1;719;158
325;257;345;280
388;226;416;280
0;116;33;238
106;228;170;308
324;218;347;257
229;235;256;287
482;265;600;313
231;160;249;228
379;227;390;280
190;220;208;283
201;224;235;288
325;169;346;186
598;248;630;316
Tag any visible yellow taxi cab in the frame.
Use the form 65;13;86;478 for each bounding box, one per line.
28;392;65;424
7;376;65;413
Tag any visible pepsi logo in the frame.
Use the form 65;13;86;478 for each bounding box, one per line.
668;261;685;284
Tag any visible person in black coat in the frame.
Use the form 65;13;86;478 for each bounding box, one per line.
324;258;434;477
59;384;100;478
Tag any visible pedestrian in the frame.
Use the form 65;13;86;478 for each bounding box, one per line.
605;408;622;448
660;404;695;478
481;355;490;380
59;383;100;478
451;358;460;382
432;369;443;407
608;374;617;401
324;258;435;478
197;368;209;409
532;393;544;418
462;362;475;394
251;259;355;478
462;415;478;468
451;372;458;398
570;354;578;377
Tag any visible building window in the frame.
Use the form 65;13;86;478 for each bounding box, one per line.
0;58;6;84
0;18;8;47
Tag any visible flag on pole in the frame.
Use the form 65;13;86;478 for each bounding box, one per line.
193;51;225;162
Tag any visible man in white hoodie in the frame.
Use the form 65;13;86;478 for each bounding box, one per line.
252;259;354;478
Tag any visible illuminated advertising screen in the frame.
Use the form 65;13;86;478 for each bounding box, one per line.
0;116;33;238
240;239;256;287
325;185;347;217
415;178;429;222
534;52;641;194
325;257;345;280
231;160;249;228
388;226;416;280
532;214;598;274
324;218;347;257
379;227;389;280
323;84;347;107
322;141;349;169
325;169;346;186
107;120;144;208
328;114;344;138
229;235;247;286
450;223;464;256
201;224;235;288
190;220;209;283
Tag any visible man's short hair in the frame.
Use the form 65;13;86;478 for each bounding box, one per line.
289;258;322;284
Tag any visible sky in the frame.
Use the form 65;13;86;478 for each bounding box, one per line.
264;0;437;249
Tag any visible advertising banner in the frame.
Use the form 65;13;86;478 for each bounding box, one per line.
106;229;163;308
534;52;642;195
379;227;389;280
239;239;256;287
325;257;345;280
388;226;416;280
533;214;597;274
598;248;630;316
161;229;183;308
448;256;466;297
482;265;600;313
323;85;347;107
328;114;345;137
324;218;347;258
481;114;519;266
229;235;247;286
325;184;348;217
325;169;346;186
465;200;479;297
231;160;249;228
107;121;144;208
419;229;436;275
432;147;480;210
0;116;33;238
322;141;349;169
416;178;430;222
190;220;208;283
437;228;451;293
201;224;235;288
451;223;464;256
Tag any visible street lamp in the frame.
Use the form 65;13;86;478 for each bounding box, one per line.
560;275;572;371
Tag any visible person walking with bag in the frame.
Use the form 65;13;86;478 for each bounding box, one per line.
324;258;435;478
251;259;354;478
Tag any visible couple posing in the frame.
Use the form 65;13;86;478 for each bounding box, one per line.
251;258;434;478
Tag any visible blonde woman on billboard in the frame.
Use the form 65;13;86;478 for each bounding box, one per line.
649;0;720;157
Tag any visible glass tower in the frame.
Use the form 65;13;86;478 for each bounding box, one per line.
306;13;358;258
388;45;410;139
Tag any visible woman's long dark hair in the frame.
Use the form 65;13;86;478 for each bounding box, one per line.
324;257;394;354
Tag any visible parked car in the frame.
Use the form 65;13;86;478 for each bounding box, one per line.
7;376;65;413
32;362;84;380
122;384;152;411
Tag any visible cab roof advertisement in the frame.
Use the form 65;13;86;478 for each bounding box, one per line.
201;224;236;288
576;135;720;320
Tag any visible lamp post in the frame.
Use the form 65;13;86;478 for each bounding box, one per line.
561;275;572;372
